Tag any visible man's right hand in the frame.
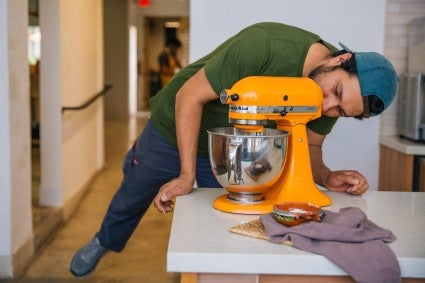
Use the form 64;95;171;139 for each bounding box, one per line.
153;176;194;214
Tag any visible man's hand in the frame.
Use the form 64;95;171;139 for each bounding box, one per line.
307;130;369;195
322;170;369;195
153;176;194;214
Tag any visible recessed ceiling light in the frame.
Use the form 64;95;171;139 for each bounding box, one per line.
164;22;180;28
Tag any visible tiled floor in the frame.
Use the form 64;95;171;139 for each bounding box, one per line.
3;113;180;283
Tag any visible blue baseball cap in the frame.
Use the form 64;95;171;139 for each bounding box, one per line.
339;42;398;118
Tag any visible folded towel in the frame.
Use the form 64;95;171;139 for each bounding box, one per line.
260;207;401;283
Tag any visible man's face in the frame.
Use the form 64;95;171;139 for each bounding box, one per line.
309;63;364;118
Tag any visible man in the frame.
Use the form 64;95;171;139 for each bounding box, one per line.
70;22;398;277
158;37;182;87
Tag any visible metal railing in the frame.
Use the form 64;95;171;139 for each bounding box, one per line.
61;84;112;113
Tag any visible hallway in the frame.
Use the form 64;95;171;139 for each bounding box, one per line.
2;114;179;283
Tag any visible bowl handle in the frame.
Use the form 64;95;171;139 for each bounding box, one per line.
228;142;243;185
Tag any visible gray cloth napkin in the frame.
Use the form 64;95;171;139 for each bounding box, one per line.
260;207;401;283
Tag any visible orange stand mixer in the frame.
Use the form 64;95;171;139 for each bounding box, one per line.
208;76;332;214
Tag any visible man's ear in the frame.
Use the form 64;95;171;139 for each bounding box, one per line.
327;53;353;67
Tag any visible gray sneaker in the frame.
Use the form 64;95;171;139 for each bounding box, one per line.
69;234;108;277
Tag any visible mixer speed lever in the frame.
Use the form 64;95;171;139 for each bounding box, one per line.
280;106;294;116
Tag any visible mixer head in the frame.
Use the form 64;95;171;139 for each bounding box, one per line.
219;76;323;131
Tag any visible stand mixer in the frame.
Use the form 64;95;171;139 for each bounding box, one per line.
208;76;332;214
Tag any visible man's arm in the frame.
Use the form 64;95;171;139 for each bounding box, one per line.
153;67;218;213
307;128;369;195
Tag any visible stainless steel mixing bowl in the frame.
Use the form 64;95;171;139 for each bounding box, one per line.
208;127;289;203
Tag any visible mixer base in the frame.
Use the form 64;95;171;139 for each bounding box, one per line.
213;194;275;214
227;192;264;203
213;186;332;214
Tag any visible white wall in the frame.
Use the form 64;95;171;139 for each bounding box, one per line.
39;0;104;207
60;0;105;205
0;0;32;277
190;0;387;189
104;0;130;117
0;1;11;267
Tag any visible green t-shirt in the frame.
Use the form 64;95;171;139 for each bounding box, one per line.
150;22;338;157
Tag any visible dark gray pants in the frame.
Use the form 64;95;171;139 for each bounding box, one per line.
98;119;221;252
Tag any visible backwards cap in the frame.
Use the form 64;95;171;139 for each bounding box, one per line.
339;42;398;117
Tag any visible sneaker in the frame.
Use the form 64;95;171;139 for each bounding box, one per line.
69;234;108;277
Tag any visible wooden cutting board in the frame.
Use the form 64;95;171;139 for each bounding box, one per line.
229;218;292;246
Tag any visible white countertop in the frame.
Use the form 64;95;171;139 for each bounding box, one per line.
167;189;425;278
380;136;425;155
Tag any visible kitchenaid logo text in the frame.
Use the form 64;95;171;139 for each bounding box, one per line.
229;105;317;113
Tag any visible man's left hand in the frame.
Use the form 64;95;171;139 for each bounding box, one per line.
323;170;369;195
